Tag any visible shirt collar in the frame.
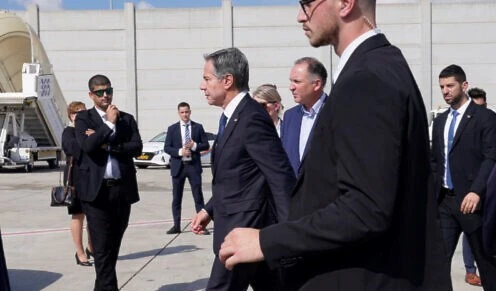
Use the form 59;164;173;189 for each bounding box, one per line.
94;106;106;118
451;96;471;117
180;120;191;126
300;92;326;117
223;91;247;119
333;29;380;84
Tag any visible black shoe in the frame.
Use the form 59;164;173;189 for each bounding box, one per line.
75;253;92;267
166;226;181;234
203;229;211;235
85;247;93;259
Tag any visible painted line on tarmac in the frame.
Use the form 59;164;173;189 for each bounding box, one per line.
2;218;191;237
119;222;192;290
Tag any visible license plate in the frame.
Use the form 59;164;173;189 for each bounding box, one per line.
137;154;150;160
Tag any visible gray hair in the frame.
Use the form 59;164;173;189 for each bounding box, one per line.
204;47;250;92
294;57;328;88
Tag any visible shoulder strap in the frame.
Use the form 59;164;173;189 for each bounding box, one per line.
65;157;74;186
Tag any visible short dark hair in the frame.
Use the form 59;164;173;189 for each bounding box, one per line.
295;57;328;88
177;102;190;110
204;47;250;92
439;64;466;83
88;74;111;91
468;87;487;103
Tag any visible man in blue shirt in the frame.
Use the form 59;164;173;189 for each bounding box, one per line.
281;57;327;175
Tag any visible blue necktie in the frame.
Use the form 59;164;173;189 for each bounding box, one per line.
446;110;459;189
184;124;191;144
217;113;227;141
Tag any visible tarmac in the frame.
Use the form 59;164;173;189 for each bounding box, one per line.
0;163;482;291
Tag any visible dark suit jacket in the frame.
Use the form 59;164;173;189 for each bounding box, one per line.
431;101;496;210
164;121;209;178
484;165;496;256
205;94;296;254
0;229;10;291
281;105;303;175
75;108;143;204
259;34;451;291
62;126;82;190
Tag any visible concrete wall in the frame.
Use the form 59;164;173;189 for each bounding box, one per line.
11;0;496;139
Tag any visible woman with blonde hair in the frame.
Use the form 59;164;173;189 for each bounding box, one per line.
253;83;284;137
62;101;93;266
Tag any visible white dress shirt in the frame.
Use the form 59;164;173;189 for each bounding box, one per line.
95;107;121;179
443;98;470;188
333;29;380;84
299;93;326;160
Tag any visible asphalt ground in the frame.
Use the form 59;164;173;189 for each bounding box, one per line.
0;163;480;291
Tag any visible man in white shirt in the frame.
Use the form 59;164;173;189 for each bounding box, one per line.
164;102;209;235
281;57;327;175
191;47;295;291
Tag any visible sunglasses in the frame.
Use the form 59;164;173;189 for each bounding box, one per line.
91;87;113;97
299;0;319;19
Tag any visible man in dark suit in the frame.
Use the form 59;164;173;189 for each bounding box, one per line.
218;1;451;290
191;47;296;290
281;57;327;175
431;65;496;290
164;102;209;235
484;165;496;258
76;74;143;291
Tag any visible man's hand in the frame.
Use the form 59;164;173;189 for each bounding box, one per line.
184;140;195;150
460;192;480;214
219;228;264;270
85;129;96;136
106;104;120;124
191;209;211;235
182;148;192;157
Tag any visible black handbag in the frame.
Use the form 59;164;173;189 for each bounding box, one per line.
50;157;74;207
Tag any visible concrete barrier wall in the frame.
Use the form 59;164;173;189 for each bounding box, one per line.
11;0;496;139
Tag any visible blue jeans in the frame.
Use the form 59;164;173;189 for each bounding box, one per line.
463;234;477;274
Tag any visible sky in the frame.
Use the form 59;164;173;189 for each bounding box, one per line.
1;0;297;11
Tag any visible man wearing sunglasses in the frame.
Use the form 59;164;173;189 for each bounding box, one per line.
75;74;143;291
219;0;451;290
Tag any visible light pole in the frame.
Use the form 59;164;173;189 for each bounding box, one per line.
110;0;113;9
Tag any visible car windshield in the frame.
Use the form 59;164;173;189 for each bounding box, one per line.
149;132;166;142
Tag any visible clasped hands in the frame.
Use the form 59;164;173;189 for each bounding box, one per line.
182;140;195;157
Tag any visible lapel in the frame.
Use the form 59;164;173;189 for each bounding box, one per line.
90;107;104;127
212;94;249;177
451;101;475;151
436;110;449;154
174;122;182;145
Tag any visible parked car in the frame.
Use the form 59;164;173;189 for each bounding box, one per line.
134;131;216;169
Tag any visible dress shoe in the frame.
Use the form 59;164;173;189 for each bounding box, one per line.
166;226;181;234
465;272;482;286
85;247;93;259
75;253;92;267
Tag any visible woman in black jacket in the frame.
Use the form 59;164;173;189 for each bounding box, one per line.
62;101;93;266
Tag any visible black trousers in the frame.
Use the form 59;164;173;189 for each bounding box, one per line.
171;164;205;227
439;194;496;291
206;255;281;291
0;229;11;291
82;183;131;291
